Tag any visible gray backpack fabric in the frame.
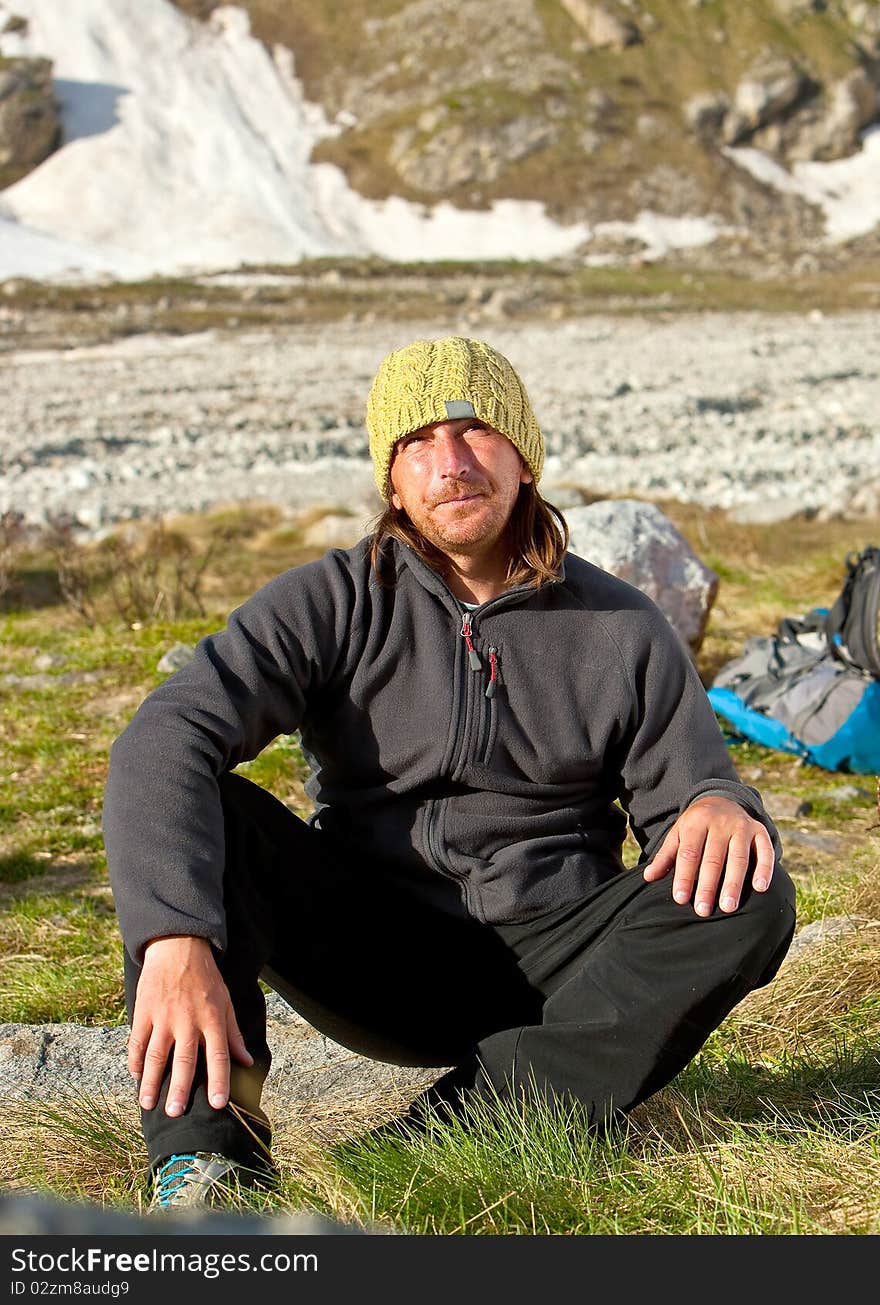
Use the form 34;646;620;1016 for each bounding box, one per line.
709;559;880;773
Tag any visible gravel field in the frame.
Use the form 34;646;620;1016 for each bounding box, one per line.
2;310;879;535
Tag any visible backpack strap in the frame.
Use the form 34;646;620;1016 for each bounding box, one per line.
825;547;880;678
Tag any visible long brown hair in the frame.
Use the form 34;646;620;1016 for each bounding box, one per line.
369;480;569;589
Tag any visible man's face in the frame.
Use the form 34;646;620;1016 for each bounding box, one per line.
389;418;532;558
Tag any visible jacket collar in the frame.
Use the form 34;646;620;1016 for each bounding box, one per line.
389;536;566;616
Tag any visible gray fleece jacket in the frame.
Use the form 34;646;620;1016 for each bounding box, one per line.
102;537;781;963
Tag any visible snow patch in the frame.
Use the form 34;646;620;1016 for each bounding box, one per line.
0;0;728;283
725;126;880;243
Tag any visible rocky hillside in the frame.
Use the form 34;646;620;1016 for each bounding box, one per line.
1;0;878;260
167;0;880;250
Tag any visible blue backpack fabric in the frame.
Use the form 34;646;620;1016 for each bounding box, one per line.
708;548;880;775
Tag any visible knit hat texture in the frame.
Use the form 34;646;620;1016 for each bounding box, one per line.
366;336;544;498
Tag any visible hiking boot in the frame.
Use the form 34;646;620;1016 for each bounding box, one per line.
149;1152;244;1211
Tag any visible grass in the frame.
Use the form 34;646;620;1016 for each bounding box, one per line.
1;498;879;1232
4;257;880;358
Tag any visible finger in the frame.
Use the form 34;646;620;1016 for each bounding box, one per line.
751;828;776;892
164;1038;199;1118
671;832;707;906
227;1006;254;1068
716;831;752;914
204;1023;232;1110
643;828;680;881
692;829;733;916
138;1029;172;1112
127;1010;151;1080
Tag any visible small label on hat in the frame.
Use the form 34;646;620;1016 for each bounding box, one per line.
444;400;476;419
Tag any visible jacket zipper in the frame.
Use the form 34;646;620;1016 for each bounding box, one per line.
461;613;482;669
478;646;498;763
423;611;482;885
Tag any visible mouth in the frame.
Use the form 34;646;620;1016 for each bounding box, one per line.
433;491;485;507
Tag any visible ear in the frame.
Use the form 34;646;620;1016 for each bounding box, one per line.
391;491;403;510
519;463;533;485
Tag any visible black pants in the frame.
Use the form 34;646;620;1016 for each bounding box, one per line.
124;773;797;1171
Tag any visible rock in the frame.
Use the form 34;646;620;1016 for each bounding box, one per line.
684;91;730;140
0;1011;437;1114
732;56;809;132
846;477;880;520
563;499;719;653
32;651;67;671
765;793;813;821
787;68;880;162
0;669;106;690
157;642;196;673
728;497;808;525
771;0;826;14
558;0;641;50
301;512;370;550
541;481;591;510
820;784;875;803
816;475;880;522
785;914;859;960
780;828;845;854
390;118;558;193
0;55;59;180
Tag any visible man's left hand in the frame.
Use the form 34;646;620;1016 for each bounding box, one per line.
642;795;775;917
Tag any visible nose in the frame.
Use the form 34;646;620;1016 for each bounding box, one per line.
432;430;473;478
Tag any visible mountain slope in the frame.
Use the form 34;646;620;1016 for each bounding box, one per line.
172;0;880;246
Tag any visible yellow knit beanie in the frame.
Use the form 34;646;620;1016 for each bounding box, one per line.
366;336;545;499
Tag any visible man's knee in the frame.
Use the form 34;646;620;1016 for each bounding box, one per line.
740;862;797;988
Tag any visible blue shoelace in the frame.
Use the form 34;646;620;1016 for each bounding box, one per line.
153;1153;198;1207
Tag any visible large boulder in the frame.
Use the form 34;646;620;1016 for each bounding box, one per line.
0;55;59;183
787;67;879;162
563;499;719;654
0;993;437;1117
731;55;810;133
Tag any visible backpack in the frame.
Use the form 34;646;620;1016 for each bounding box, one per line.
824;545;880;678
707;546;880;774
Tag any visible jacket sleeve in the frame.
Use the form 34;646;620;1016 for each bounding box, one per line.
102;556;354;963
615;607;783;868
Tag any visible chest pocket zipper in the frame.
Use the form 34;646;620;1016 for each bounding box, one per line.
479;646;499;764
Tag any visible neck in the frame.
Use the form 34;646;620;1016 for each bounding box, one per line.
441;550;512;605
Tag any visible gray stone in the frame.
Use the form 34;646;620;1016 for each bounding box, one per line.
0;1009;438;1114
765;793;813;821
771;0;826;14
733;56;809;131
0;56;59;175
541;481;591;510
32;651;68;671
0;669;106;690
301;510;374;550
559;0;641;49
787;68;880;162
563;499;719;653
157;643;196;673
785;914;858;959
728;497;808;525
820;784;875;803
684;91;730;139
779;828;845;854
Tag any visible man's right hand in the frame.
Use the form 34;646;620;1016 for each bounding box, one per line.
128;935;253;1117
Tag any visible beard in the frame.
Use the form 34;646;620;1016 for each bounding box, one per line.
403;483;515;557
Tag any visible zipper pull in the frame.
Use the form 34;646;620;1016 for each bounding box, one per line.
485;647;498;698
461;614;482;669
